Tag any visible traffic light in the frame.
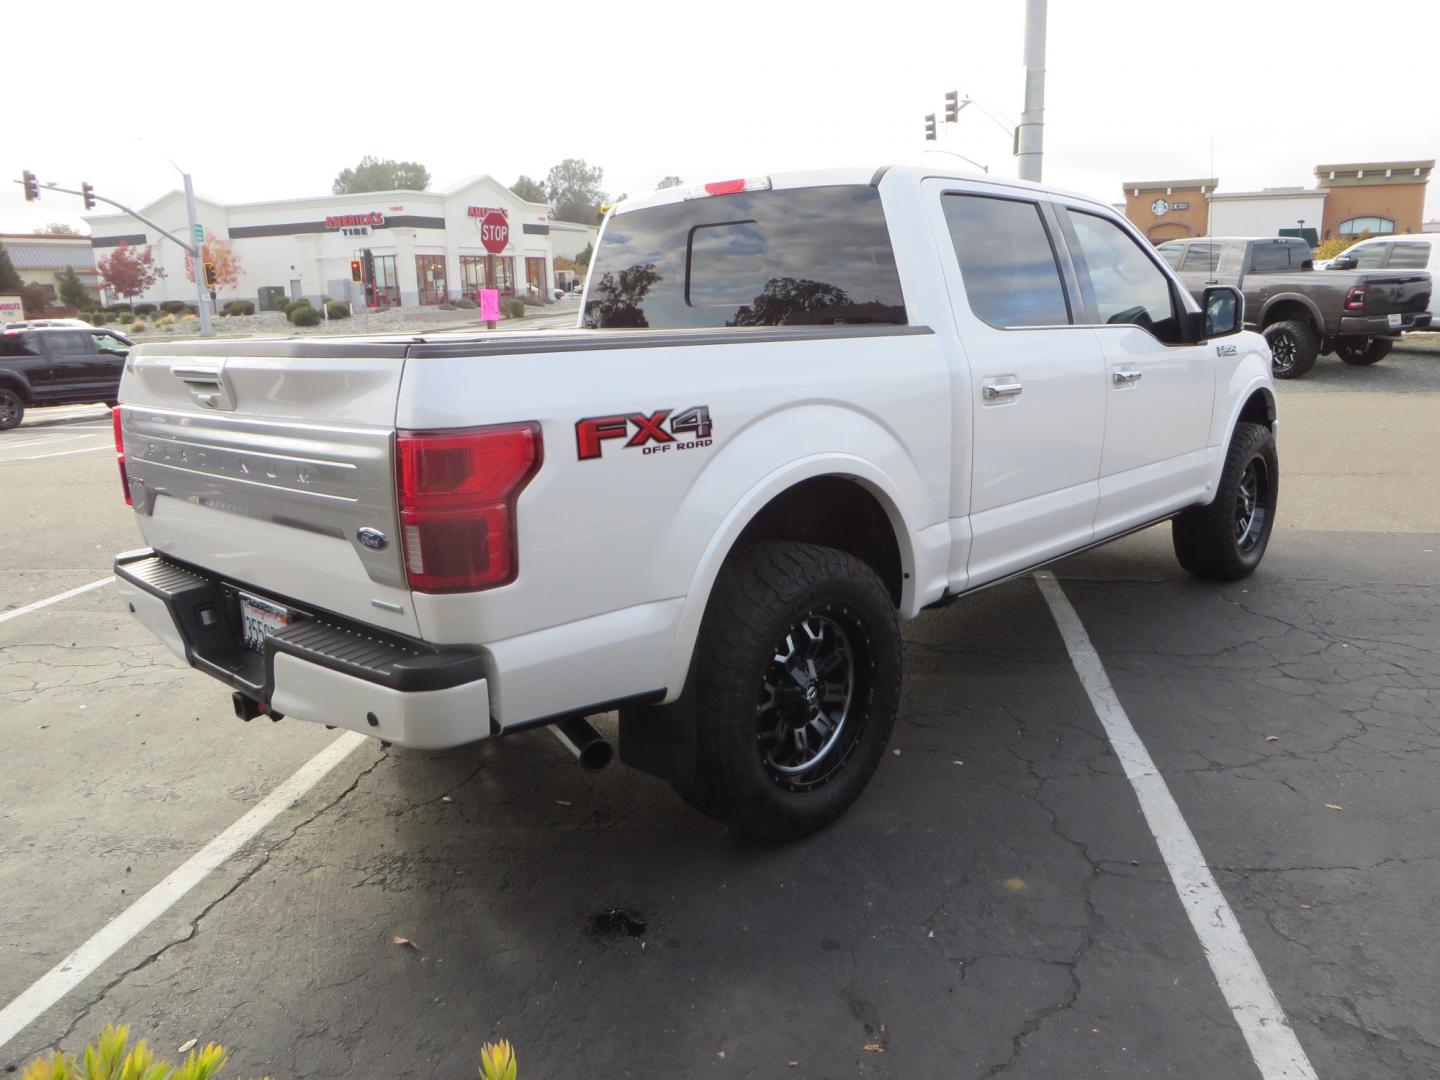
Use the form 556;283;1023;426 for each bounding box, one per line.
203;262;217;288
349;259;363;284
22;170;39;201
924;114;937;141
944;91;959;124
82;182;96;210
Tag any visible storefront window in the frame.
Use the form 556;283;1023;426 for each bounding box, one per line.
525;257;546;296
460;254;516;298
416;255;448;305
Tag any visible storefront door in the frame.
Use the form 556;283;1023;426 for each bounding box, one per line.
525;257;546;296
364;254;400;308
416;255;447;306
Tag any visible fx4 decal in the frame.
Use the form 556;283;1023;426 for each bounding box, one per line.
576;406;714;461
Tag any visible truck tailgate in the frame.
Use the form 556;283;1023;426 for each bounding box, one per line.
1361;271;1431;316
117;342;419;635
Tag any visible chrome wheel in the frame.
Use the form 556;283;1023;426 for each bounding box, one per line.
1235;457;1270;553
756;608;859;791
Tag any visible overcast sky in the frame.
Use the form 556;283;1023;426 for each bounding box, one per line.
4;0;1438;233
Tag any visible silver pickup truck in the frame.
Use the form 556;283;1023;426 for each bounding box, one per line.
1157;236;1431;378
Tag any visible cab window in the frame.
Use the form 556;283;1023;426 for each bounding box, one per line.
1388;242;1431;269
941;194;1071;328
1349;243;1387;268
1065;210;1183;345
1180;243;1221;273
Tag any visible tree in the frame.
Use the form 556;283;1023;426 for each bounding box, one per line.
185;232;243;292
332;156;431;194
0;240;22;294
656;176;684;190
581;263;659;328
546;159;607;223
58;268;90;309
43;223;83;236
510;175;546;203
730;277;851;326
575;242;593;270
97;243;164;301
20;283;54;318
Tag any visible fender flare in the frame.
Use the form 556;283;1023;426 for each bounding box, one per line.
1205;368;1276;496
657;453;930;703
1258;291;1324;333
0;370;32;403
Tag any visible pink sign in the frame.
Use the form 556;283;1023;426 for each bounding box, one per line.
480;288;501;322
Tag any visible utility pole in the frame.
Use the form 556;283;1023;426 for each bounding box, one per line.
1016;0;1047;183
13;172;215;338
181;172;214;338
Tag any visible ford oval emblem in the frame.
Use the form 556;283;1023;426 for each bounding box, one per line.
356;527;388;551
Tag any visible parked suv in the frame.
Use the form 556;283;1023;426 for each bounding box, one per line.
0;327;124;429
1324;234;1439;322
1157;236;1431;377
114;166;1275;840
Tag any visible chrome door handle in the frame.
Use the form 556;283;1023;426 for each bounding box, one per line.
1112;370;1143;387
982;379;1023;401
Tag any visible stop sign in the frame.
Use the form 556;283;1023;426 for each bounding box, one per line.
479;211;509;254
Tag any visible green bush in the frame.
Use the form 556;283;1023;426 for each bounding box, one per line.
118;312;135;324
283;298;313;317
133;303;157;316
183;303;198;316
504;298;527;319
325;300;350;319
160;300;187;314
289;306;321;327
453;296;477;309
105;303;132;314
88;311;109;325
221;299;256;316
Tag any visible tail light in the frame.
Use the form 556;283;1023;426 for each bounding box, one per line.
395;423;542;593
1345;286;1367;312
112;406;131;506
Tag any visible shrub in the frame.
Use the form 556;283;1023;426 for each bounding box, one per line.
184;304;198;316
130;320;147;332
154;313;177;328
223;299;256;316
453;296;477;309
283;298;312;317
504;298;527;319
521;294;545;306
105;303;132;314
325;300;350;319
88;311;109;325
133;303;157;316
438;302;456;310
289;306;321;327
1314;231;1372;262
118;312;135;324
160;300;187;314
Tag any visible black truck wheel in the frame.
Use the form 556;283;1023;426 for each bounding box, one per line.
1335;337;1392;365
1263;320;1319;379
0;388;24;431
681;541;902;842
1172;421;1278;581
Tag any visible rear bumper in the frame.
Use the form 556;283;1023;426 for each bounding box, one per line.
1337;312;1432;336
114;549;491;748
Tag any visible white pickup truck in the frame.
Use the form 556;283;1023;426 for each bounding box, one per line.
113;166;1277;841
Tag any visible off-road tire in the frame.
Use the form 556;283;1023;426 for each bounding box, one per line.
678;541;902;842
1263;319;1319;379
1335;337;1392;365
0;387;24;431
1172;421;1278;581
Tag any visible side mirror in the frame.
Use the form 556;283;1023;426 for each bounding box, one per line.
1330;255;1356;270
1203;285;1244;338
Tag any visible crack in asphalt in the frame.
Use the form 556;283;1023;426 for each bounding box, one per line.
9;748;388;1065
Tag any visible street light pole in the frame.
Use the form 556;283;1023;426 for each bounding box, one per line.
1016;0;1048;183
181;172;214;338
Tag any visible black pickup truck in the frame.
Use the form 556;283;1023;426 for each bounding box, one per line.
0;326;126;429
1156;236;1432;378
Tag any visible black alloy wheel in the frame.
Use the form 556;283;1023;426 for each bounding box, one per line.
0;388;23;431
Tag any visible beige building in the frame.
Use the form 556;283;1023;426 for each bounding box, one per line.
0;232;100;305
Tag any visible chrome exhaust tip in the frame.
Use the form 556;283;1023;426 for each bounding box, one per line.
549;716;614;771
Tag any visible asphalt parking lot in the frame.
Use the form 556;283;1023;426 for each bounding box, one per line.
1;348;1437;1079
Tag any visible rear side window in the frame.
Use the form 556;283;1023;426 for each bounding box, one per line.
1249;245;1291;272
942;194;1070;328
1065;210;1182;345
0;333;41;357
1156;243;1184;269
1181;243;1221;273
55;332;92;354
582;185;905;329
1388;242;1431;269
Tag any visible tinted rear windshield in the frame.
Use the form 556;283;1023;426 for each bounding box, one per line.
582;185;906;329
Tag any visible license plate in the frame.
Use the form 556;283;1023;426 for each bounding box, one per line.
239;592;290;652
1388;313;1403;328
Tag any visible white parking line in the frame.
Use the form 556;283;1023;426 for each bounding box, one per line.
1035;571;1318;1080
0;444;112;463
0;433;101;451
0;731;368;1052
0;577;114;626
